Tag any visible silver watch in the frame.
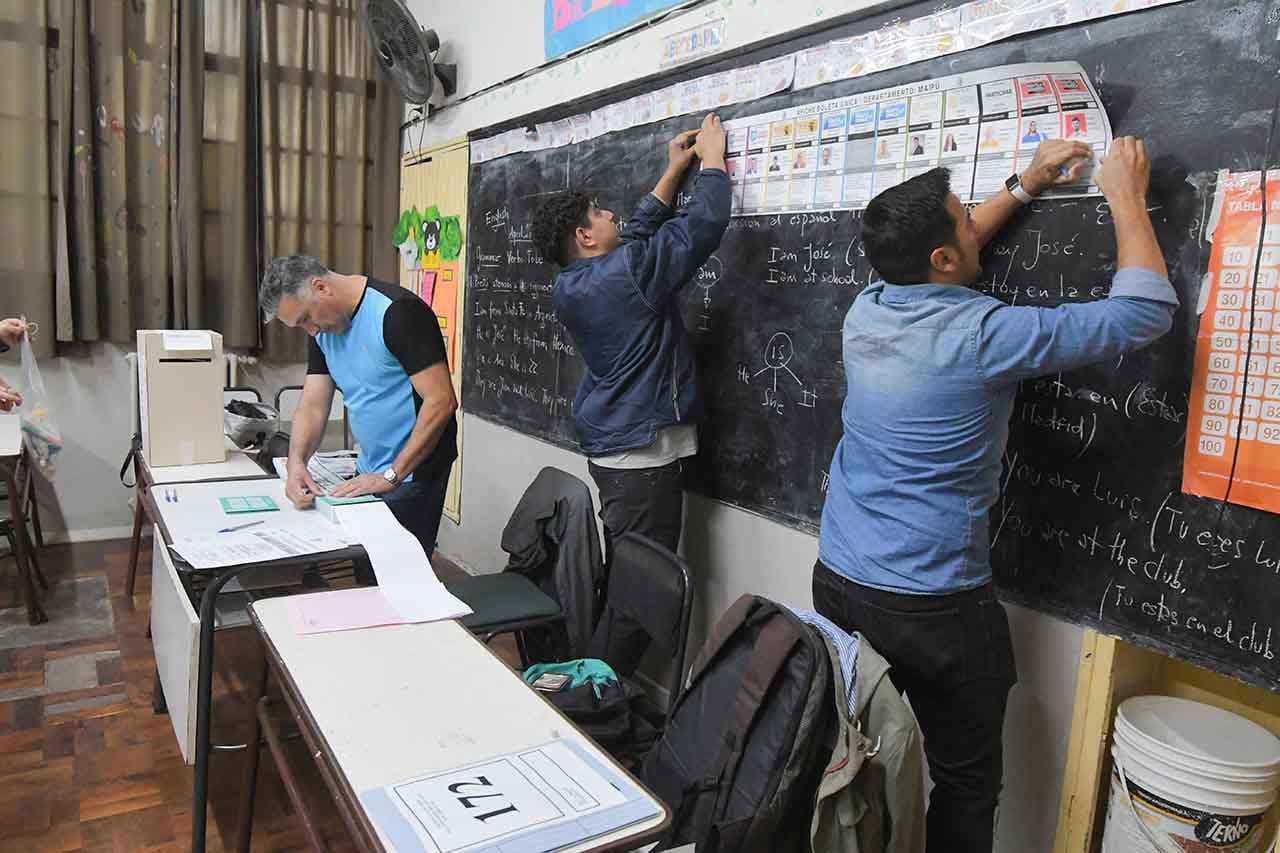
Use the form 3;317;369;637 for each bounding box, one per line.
383;466;399;485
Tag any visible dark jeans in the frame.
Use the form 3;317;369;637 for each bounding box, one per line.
585;459;685;676
354;468;450;585
812;561;1016;853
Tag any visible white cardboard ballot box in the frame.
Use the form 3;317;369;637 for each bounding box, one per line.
136;330;226;467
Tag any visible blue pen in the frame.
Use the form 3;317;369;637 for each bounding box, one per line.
217;519;265;534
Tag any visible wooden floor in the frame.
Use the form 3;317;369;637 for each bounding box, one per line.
0;538;493;852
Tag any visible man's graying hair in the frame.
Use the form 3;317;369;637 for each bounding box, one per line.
259;255;330;321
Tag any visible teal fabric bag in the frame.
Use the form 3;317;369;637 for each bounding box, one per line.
523;659;619;697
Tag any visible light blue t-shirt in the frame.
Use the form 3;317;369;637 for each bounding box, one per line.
309;279;456;483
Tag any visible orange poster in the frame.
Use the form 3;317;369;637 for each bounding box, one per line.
1183;170;1280;510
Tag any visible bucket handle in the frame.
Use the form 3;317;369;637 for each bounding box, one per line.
1113;749;1182;853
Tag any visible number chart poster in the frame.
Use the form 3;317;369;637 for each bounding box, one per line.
1183;170;1280;512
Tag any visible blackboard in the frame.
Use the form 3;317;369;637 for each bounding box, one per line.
465;0;1280;691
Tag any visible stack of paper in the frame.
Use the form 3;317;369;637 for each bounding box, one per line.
288;587;416;634
330;501;471;623
169;522;348;570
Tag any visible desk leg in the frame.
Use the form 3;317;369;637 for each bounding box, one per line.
126;479;145;598
152;669;168;715
6;467;45;625
190;567;241;853
235;662;270;853
27;472;44;549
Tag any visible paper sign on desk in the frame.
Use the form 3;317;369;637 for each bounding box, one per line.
169;524;348;569
330;502;471;622
360;739;660;853
287;588;413;634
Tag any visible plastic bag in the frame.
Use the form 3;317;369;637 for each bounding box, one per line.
223;400;278;449
17;320;62;476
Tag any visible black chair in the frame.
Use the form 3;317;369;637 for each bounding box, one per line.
275;384;350;449
445;467;603;668
223;386;263;404
591;532;694;728
449;572;565;667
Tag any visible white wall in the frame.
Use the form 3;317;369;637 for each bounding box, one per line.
5;343;306;542
405;0;902;150
405;2;1083;848
442;418;1083;851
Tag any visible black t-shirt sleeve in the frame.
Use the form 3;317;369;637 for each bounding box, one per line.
306;337;330;375
383;298;448;376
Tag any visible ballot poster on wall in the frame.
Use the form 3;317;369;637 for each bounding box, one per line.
1183;170;1280;512
360;740;660;853
719;60;1110;217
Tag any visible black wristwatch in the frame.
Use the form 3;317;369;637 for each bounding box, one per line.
1005;173;1034;204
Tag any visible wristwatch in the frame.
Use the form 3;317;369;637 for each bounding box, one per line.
382;466;399;485
1005;173;1034;205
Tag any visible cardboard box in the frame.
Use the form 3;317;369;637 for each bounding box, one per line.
136;330;226;467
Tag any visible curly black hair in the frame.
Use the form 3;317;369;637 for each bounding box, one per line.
531;191;593;267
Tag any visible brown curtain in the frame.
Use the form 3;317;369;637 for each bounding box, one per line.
0;1;57;358
259;0;402;360
4;0;402;360
54;0;175;354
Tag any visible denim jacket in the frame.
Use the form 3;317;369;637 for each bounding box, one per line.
552;169;731;456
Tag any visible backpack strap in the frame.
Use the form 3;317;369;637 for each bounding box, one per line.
119;432;141;488
650;611;801;853
710;614;802;826
685;595;758;684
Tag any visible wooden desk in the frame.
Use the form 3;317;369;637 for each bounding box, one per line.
238;595;670;852
125;438;272;598
0;414;45;624
143;476;364;853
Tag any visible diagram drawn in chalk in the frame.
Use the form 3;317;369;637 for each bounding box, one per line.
752;332;818;413
691;256;722;331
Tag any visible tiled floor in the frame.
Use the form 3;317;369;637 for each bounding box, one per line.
0;538;486;852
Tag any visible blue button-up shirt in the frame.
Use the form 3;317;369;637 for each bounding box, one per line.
818;267;1179;595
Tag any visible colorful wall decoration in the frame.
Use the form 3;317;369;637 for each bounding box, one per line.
394;205;464;371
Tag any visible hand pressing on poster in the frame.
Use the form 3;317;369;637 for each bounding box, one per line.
1094;136;1149;205
1095;136;1166;278
652;129;700;206
694;112;726;171
1018;138;1093;194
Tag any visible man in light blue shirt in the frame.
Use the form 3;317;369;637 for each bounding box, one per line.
815;137;1177;852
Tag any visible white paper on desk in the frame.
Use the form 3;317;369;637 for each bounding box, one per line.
332;502;471;622
170;524;348;569
378;740;637;853
161;330;213;352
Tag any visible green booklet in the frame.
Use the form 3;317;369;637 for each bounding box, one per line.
218;495;280;514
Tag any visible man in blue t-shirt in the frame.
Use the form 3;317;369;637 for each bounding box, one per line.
816;138;1177;852
259;257;458;565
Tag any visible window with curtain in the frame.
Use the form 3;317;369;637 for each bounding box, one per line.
0;0;403;361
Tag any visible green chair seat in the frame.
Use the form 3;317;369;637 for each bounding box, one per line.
446;573;562;631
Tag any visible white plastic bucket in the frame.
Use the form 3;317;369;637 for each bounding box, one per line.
1102;696;1280;853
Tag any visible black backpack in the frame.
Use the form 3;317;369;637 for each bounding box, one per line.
544;678;658;763
641;595;834;853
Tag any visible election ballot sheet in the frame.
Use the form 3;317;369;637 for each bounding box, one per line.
360;740;661;853
720;61;1110;217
